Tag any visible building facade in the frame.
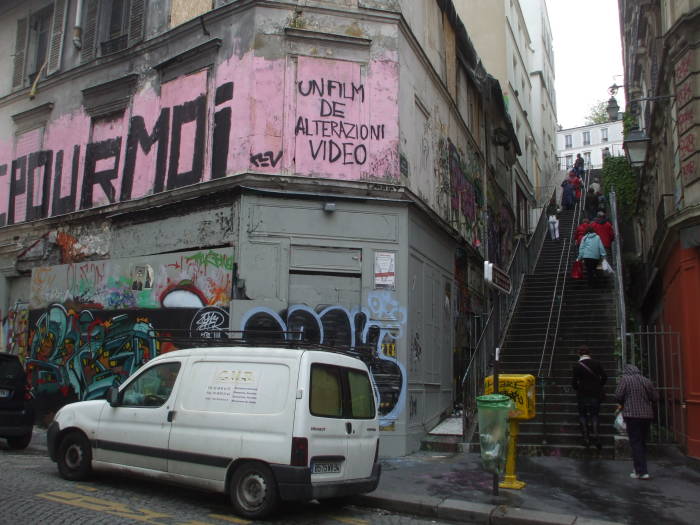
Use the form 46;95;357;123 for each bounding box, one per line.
455;0;536;235
618;0;700;458
556;120;624;172
0;0;519;456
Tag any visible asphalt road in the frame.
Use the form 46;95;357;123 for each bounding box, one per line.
0;441;460;525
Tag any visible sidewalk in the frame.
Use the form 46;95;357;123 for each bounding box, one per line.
24;429;700;524
352;447;700;525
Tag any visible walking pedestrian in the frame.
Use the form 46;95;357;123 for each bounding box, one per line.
574;154;585;178
546;198;560;240
615;364;659;479
577;226;606;287
574;218;590;245
584;187;599;220
591;211;615;250
590;177;601;195
561;176;576;210
572;345;608;449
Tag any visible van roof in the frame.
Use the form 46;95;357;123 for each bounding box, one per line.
149;346;367;367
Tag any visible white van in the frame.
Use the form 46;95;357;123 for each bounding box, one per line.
47;346;381;518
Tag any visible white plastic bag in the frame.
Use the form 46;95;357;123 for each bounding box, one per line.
602;258;614;274
614;411;627;434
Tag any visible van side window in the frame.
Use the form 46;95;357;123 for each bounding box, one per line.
347;369;374;419
122;362;181;407
310;364;342;417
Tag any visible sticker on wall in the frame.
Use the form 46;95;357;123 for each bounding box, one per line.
374;251;396;289
130;265;154;291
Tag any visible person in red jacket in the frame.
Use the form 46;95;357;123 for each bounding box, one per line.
574;218;590;245
591;211;615;249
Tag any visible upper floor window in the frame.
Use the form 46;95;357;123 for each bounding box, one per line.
601;128;608;142
81;0;146;61
583;151;591;167
583;131;591;146
12;1;68;89
565;135;572;148
565;155;573;169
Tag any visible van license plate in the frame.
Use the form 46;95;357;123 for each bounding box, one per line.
0;389;9;398
312;462;341;474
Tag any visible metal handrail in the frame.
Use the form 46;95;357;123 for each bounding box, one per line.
608;188;626;366
460;188;553;438
543;171;588;377
537;171;587;377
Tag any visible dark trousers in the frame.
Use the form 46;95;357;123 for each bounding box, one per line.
626;418;651;475
583;258;598;287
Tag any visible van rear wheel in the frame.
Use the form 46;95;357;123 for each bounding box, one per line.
230;462;279;519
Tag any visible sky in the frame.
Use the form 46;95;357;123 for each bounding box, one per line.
546;0;625;129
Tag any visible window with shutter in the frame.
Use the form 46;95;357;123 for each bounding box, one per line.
47;0;68;75
12;18;29;88
81;0;99;62
27;6;54;84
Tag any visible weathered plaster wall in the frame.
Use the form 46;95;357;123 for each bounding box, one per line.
0;7;400;228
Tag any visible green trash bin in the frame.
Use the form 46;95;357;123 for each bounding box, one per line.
476;393;513;474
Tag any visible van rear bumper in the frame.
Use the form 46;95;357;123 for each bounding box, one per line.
272;463;381;501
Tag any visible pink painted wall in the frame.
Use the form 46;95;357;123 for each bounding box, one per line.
0;52;399;227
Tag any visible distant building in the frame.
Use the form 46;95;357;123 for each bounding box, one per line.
556;120;624;172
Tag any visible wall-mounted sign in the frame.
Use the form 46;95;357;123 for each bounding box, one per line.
484;261;512;294
374;251;396;289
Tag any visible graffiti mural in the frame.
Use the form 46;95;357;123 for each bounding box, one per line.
1;300;29;359
29;248;233;310
240;291;407;430
449;140;484;250
0;53;399;227
26;304;228;419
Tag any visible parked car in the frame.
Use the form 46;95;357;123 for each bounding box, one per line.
47;345;381;519
0;352;34;450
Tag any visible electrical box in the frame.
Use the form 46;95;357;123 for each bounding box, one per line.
484;374;536;420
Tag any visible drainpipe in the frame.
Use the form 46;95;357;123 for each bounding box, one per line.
73;0;84;49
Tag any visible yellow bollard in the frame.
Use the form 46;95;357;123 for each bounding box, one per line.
499;419;526;489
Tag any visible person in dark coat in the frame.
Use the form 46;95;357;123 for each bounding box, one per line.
591;211;615;249
574;154;585;177
572;345;608;449
615;364;659;479
561;178;575;210
584;187;599;220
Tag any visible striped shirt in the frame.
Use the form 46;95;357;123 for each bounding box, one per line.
615;364;658;419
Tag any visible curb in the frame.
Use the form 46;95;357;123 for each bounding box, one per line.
351;490;624;525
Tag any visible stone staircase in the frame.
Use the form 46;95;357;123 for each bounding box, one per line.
497;207;618;457
421;207;619;457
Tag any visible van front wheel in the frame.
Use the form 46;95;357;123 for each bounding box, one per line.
57;431;92;481
230;462;279;519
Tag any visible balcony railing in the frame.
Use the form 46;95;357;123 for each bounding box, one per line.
101;35;128;56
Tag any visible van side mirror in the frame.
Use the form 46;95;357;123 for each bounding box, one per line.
107;386;121;407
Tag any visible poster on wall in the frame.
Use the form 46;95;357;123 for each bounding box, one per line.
374;251;396;289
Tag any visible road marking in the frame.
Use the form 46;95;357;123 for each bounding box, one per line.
37;491;171;523
74;484;98;491
331;516;368;525
208;513;251;524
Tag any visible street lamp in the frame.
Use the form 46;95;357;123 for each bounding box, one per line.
623;128;650;168
606;96;620;121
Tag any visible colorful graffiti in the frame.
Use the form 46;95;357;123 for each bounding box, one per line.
25;304;228;418
239;291;407;429
0;54;399;227
449;140;484;249
1;300;29;359
29;248;233;310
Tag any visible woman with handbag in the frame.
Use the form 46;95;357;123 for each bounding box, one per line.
577;226;606;288
572;345;608;449
615;364;659;479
